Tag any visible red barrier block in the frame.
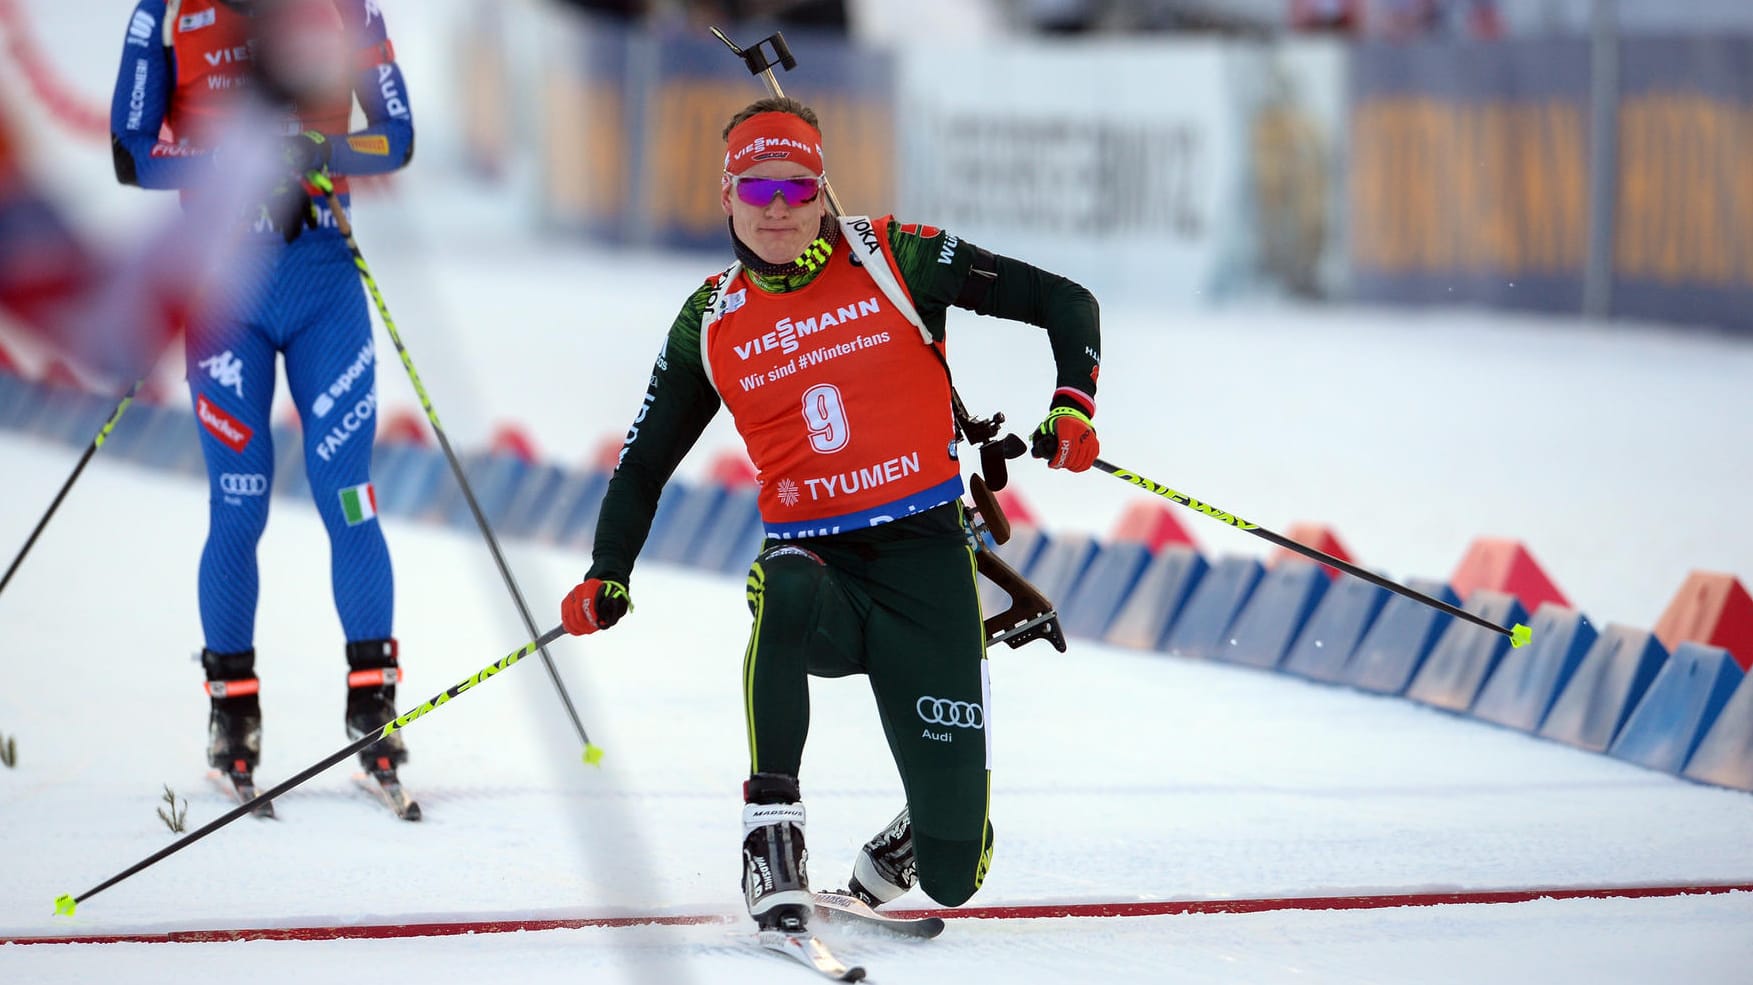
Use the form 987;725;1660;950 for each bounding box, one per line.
1449;538;1569;611
589;433;623;472
707;448;757;487
1108;501;1196;552
1271;522;1354;579
378;408;430;446
490;424;538;463
0;335;17;375
996;487;1039;529
41;358;85;390
1654;572;1753;672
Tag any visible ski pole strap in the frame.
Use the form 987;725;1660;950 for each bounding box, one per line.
347;667;402;688
203;678;259;699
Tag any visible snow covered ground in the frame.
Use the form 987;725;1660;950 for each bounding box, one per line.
1;426;1750;983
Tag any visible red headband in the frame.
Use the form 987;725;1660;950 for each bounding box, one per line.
723;112;824;176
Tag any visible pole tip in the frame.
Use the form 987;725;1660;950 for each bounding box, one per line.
583;744;605;767
54;894;76;917
1510;623;1533;649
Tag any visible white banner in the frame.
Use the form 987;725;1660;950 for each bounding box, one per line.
895;41;1239;304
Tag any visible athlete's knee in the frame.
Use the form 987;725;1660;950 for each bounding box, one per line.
747;544;826;617
913;822;994;908
207;478;272;542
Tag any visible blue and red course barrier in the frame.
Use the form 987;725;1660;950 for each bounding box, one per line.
1164;555;1264;661
1406;591;1529;713
1683;671;1753;792
2;364;1751;795
1220;560;1328;670
1345;578;1459;695
1539;626;1669;753
1282;575;1389;683
1607;643;1743;775
1471;604;1597;733
1103;546;1209;651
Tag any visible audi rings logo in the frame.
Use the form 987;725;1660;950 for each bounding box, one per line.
916;696;983;730
221;473;268;496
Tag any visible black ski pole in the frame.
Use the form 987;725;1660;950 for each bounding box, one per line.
1034;439;1533;648
54;626;567;917
313;176;601;765
0;380;142;599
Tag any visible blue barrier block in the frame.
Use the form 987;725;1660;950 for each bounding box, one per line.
979;526;1047;617
1607;643;1743;775
1163;556;1264;660
1103;547;1208;651
549;470;611;549
1344;578;1459;695
499;464;571;541
144;405;206;477
373;444;440;517
1538;625;1668;753
1406;591;1531;712
1061;542;1152;640
1282;575;1390;683
1471;604;1598;732
0;372;28;427
647;481;728;565
443;454;531;532
1682;670;1753;792
694;486;765;573
1024;535;1098;611
270;424;309;503
1220;561;1330;670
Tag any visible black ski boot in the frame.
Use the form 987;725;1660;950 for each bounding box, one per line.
203;647;273;817
344;638;407;773
742;773;813;932
846;807;916;907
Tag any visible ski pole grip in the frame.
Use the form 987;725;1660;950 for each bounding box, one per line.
1030;430;1056;461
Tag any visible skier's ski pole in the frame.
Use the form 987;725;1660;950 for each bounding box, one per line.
313;177;601;765
55;626;567;916
1037;440;1532;648
0;380;141;600
710;27;845;216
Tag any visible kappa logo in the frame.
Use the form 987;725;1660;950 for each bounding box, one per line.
199;351;245;399
196;396;253;453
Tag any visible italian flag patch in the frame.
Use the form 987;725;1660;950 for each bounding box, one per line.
338;482;378;525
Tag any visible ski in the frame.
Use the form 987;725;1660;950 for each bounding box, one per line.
815;891;945;939
354;769;422;821
207;769;276;819
757;929;866;981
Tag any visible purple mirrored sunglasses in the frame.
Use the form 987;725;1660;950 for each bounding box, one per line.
726;173;825;208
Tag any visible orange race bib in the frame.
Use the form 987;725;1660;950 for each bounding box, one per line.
703;228;961;539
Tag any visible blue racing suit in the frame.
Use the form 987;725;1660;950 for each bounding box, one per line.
109;0;414;653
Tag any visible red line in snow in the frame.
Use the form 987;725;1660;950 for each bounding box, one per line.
6;883;1749;946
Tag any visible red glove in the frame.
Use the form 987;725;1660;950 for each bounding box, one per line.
1032;407;1099;472
561;578;632;635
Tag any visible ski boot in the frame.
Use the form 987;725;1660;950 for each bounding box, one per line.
203;647;273;818
742;773;813;932
345;638;419;819
846;807;916;907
